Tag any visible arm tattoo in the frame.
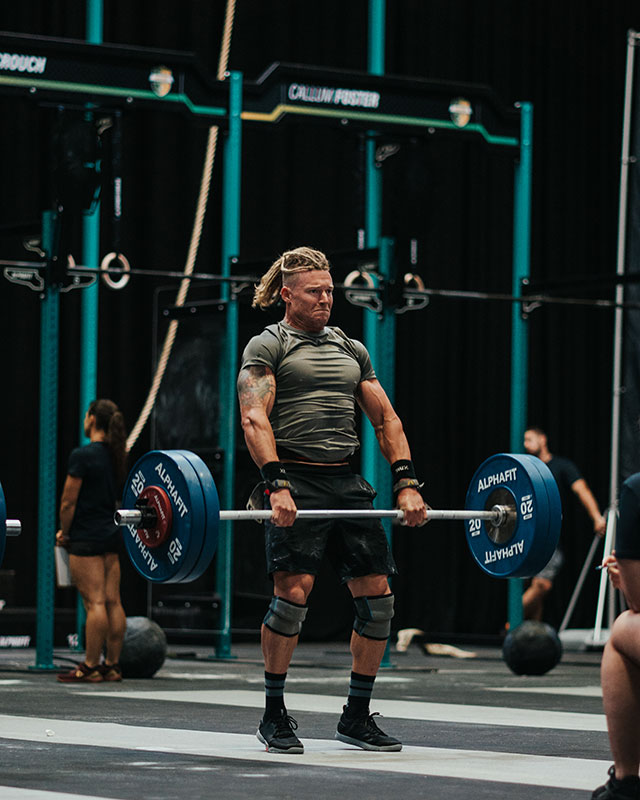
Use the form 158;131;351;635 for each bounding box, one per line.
237;366;276;410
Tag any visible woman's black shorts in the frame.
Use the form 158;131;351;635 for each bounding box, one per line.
68;531;122;557
263;463;397;583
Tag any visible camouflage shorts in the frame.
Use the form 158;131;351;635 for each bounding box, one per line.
261;463;397;583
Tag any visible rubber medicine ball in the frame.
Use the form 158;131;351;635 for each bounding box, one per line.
502;620;562;676
119;616;167;678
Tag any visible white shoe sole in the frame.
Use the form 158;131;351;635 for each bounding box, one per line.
257;729;304;754
335;731;402;752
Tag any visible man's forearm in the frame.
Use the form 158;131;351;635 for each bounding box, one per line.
374;415;412;464
574;482;602;522
242;413;280;468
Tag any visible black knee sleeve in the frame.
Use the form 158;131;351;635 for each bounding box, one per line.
353;593;394;640
263;596;308;637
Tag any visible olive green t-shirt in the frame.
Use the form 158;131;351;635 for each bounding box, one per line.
240;321;376;461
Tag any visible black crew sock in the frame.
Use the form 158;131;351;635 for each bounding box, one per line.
264;671;287;719
344;671;376;719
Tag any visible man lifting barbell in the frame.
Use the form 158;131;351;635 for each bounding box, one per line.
113;252;561;750
237;246;428;754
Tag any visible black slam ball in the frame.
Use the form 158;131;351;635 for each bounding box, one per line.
119;616;168;679
502;621;563;676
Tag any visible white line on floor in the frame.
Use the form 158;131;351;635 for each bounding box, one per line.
488;686;603;697
75;689;608;732
160;673;411;684
0;713;610;791
0;789;120;800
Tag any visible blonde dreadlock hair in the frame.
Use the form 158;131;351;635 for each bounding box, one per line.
252;246;331;309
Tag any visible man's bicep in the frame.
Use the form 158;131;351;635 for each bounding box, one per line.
237;365;276;414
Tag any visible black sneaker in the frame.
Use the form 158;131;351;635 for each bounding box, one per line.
592;766;640;799
335;707;402;751
257;711;304;754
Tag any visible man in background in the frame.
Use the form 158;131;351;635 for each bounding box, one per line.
522;427;606;621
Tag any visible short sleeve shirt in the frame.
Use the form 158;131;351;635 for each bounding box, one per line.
67;442;118;541
546;456;582;509
240;321;376;462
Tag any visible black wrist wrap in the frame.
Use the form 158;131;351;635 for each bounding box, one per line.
260;461;289;483
260;461;292;494
391;460;422;494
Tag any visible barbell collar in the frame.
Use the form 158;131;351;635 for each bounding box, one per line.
6;519;21;536
115;509;144;527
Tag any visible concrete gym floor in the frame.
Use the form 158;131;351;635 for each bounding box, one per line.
0;637;612;800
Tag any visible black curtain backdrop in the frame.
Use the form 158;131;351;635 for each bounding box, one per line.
0;1;634;640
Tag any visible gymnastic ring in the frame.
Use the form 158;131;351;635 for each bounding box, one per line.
100;252;131;290
344;270;375;289
403;272;425;291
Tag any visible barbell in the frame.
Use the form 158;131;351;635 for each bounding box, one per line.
0;481;22;568
114;450;562;583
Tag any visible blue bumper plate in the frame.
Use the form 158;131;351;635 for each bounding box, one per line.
174;450;220;582
465;453;561;578
122;450;207;583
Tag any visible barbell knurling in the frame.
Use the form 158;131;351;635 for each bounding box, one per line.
115;506;509;527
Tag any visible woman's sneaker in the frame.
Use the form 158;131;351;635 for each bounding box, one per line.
257;710;304;753
335;707;402;751
56;662;103;683
592;766;640;799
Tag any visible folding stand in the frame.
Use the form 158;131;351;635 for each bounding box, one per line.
559;508;625;649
